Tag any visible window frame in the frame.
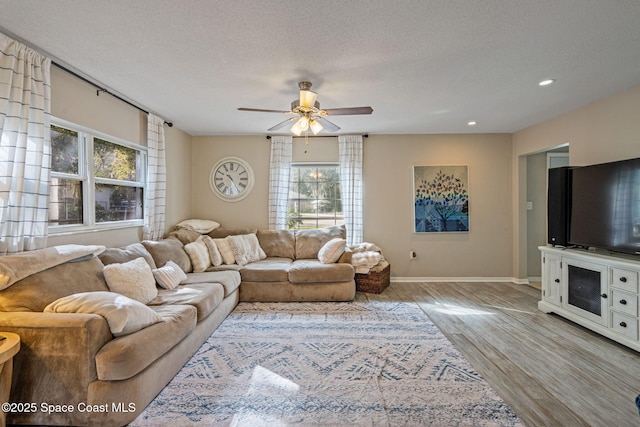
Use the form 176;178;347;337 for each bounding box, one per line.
48;117;147;235
286;162;344;230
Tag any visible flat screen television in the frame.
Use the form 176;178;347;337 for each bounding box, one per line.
569;157;640;255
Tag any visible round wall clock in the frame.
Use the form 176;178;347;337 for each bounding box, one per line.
209;156;254;202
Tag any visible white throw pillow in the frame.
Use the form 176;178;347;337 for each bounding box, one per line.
175;219;220;234
227;233;267;266
318;238;347;264
214;238;236;265
103;257;158;304
201;235;223;266
152;260;187;290
44;291;163;337
184;238;211;272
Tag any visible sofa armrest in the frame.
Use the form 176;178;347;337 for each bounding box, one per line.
338;246;353;264
0;312;112;409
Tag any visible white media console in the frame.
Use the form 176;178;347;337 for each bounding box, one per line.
538;245;640;352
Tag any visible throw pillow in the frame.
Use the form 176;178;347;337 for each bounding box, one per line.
103;257;158;304
184;239;211;272
318;238;347;264
44;291;163;337
99;242;157;269
152;260;187;290
142;238;192;272
227;233;267;266
201;235;223;266
214;238;236;265
175;218;221;234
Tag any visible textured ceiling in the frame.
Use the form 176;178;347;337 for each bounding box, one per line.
1;1;640;136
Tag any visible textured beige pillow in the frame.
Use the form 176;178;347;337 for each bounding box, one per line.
184;239;211;272
318;238;347;264
214;238;236;265
44;291;162;337
103;257;158;304
175;218;221;234
227;233;267;266
201;235;223;266
152;260;187;290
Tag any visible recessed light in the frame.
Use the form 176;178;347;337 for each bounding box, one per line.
539;79;555;86
467;121;477;126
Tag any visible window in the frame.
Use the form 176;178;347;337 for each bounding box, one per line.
287;164;343;229
49;119;146;231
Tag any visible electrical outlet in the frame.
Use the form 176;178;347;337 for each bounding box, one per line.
409;251;417;260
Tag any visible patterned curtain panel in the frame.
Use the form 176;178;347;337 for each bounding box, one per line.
338;135;364;245
0;33;52;254
142;113;167;240
268;135;292;229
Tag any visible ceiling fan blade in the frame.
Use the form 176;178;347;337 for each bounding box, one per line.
316;117;341;132
238;107;291;114
267;117;297;131
323;106;373;116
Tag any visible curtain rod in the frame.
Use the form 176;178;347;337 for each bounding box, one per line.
52;62;173;127
266;134;368;139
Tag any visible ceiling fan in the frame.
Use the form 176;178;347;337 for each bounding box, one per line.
238;81;373;135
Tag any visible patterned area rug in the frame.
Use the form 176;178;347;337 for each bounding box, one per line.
131;301;522;426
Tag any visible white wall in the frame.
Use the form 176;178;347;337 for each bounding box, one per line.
47;66;192;248
191;133;515;279
512;83;640;280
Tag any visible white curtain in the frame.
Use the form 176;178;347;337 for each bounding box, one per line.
0;33;52;254
268;135;292;229
339;135;364;245
142;113;167;240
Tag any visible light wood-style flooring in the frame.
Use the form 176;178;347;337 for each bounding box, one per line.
356;281;640;427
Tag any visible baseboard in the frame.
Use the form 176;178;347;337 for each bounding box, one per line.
391;277;530;285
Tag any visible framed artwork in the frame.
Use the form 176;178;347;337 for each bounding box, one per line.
413;165;469;233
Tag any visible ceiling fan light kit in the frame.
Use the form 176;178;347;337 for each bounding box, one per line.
238;81;373;136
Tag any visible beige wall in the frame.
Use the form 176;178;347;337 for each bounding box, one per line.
512;83;640;279
47;66;192;247
192;133;515;279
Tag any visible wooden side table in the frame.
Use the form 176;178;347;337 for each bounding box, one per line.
0;333;20;427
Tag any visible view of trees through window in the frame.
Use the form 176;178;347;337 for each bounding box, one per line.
49;123;144;227
287;164;343;229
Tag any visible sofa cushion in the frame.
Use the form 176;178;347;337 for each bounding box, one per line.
288;259;355;283
181;270;241;297
98;242;157;269
295;225;346;259
167;228;201;245
201;235;223;266
95;304;197;381
184;238;211;272
239;258;292;282
227;233;267;266
318;238;346;264
103;257;158;304
257;229;295;259
152;261;188;290
142;238;192;272
0;256;109;312
149;282;225;321
44;291;163;337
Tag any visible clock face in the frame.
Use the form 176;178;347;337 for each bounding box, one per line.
209;157;254;201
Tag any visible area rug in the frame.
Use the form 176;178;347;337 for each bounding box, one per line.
131;301;523;426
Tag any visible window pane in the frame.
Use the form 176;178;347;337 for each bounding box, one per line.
94;138;140;181
287;165;343;229
51;125;79;174
48;178;83;226
95;184;143;222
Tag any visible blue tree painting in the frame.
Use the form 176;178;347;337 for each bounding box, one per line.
414;166;469;232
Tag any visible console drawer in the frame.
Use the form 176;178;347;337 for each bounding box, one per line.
611;311;638;340
611;268;638;293
611;290;638;316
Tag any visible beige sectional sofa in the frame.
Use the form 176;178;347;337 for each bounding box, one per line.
0;225;355;426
